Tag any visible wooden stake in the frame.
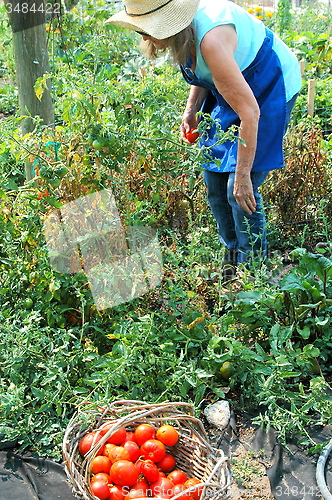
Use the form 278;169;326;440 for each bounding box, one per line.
307;79;316;117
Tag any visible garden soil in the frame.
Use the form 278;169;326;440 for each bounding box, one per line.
0;412;331;500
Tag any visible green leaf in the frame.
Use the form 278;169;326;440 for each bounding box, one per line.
297;325;311;339
31;387;45;399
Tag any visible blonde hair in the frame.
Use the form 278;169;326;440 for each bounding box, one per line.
140;23;196;66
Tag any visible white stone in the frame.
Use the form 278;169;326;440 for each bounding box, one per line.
204;400;231;430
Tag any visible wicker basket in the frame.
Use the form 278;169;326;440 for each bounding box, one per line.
62;400;232;500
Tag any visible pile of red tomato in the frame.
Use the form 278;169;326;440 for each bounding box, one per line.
78;422;203;500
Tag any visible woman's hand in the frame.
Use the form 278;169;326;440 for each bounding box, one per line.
181;115;198;143
181;85;208;143
233;170;256;215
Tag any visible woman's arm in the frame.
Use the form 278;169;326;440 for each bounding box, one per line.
200;24;260;215
181;85;209;143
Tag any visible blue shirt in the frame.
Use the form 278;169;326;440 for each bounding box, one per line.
193;0;302;101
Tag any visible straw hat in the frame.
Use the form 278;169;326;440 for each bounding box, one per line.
106;0;200;39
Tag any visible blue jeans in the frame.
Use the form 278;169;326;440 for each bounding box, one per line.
203;169;269;264
203;95;298;265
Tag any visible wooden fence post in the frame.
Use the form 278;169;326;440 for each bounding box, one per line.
4;0;55;181
307;79;316;117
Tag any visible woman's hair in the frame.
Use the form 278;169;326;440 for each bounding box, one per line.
140;23;195;66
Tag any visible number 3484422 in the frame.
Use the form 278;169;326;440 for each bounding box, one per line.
5;2;61;14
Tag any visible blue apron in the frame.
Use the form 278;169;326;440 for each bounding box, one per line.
180;27;287;172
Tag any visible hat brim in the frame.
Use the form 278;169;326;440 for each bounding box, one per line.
106;0;199;39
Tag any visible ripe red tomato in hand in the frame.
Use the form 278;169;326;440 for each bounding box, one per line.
156;425;179;446
140;439;166;463
90;480;111;500
110;460;139;487
185;128;199;144
156;453;176;473
134;424;155;445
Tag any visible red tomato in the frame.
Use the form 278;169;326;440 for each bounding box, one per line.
167;470;188;485
109;484;125;500
172;484;195;500
141;460;160;483
140;439;166;463
123;441;140;462
91;473;111;485
156;453;176;473
100;424;127;445
131;478;149;493
79;432;104;456
108;446;131;464
104;443;116;459
156;425;179;446
124;490;146;500
122;431;137;444
110;460;139;487
90;480;111;500
183;478;203;500
91;456;112;474
134;424;156;446
150;477;174;499
134;459;145;474
185;128;199;144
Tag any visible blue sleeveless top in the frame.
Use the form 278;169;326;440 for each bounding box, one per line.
181;0;302;173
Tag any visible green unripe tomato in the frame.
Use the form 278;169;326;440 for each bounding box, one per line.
23;297;33;310
49;178;61;189
92;139;105;151
219;361;234;380
56;166;69;178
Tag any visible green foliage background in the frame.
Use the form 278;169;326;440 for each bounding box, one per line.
0;0;332;460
